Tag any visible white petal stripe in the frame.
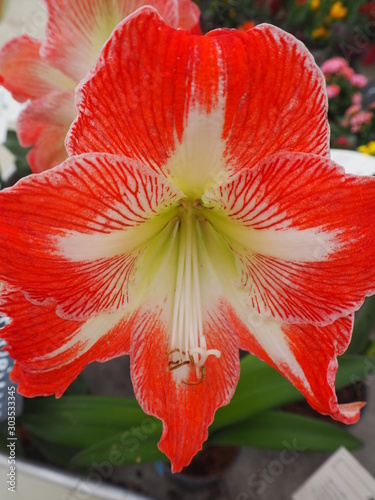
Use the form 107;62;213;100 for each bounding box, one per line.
29;308;129;370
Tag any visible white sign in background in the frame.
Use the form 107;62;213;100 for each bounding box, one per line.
292;447;375;500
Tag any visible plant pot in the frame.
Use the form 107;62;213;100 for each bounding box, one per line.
161;445;240;491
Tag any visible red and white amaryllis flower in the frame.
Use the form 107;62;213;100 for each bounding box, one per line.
1;9;375;471
0;0;200;173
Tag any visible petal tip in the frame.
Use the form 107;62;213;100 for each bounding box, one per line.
334;401;366;425
158;422;207;473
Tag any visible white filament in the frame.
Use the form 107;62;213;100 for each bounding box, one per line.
170;205;221;369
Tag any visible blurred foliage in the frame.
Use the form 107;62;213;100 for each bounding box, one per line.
319;56;375;151
2;353;371;471
196;0;375;62
0;130;31;190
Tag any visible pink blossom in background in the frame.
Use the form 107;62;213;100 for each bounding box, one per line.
342;104;361;127
336;136;351;147
321;57;348;75
352;93;363;105
326;83;340;98
350;74;368;88
341;65;355;79
350;111;373;133
321;57;354;79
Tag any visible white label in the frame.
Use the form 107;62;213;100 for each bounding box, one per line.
292;447;375;500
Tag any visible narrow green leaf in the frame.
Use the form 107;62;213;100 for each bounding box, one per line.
2;130;31;180
21;396;148;448
23;395;144;424
20;356;372;454
347;295;375;355
22;419;121;448
209;411;362;451
72;422;165;467
212;354;372;431
26;434;82;470
3;130;30;158
64;375;89;395
367;342;375;356
335;355;375;388
212;356;301;430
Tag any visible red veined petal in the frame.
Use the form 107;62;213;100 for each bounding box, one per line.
211;23;329;170
42;0;182;82
0;287;134;398
67;10;328;187
17;90;76;173
130;301;239;472
0;153;181;320
0;35;74;102
177;0;201;34
231;307;364;424
204;152;375;325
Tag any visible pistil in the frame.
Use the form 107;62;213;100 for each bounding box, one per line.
168;203;221;382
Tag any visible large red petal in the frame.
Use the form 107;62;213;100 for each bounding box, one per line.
212;24;329;171
17;90;76;173
42;0;183;82
0;153;181;320
231;309;363;424
67;9;328;180
0;35;74;102
0;287;134;397
131;301;239;472
205;152;375;325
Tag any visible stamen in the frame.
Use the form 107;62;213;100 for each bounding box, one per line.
166;348;180;357
183;366;206;385
168;205;221;379
168;360;190;371
189;346;221;367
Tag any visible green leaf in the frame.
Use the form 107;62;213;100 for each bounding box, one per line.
347;295;375;355
72;422;165;467
3;130;29;158
21;396;147;448
335;355;375;388
212;354;373;432
26;434;83;470
64;375;90;395
211;355;302;430
2;130;31;178
209;411;362;451
23;419;121;448
20;356;372;461
23;395;144;420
